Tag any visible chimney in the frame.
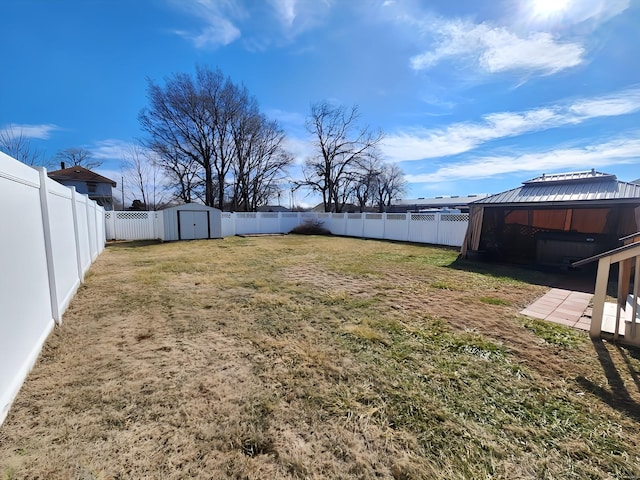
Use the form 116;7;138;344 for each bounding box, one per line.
61;162;65;169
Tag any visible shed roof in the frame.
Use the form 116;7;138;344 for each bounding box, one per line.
160;202;221;212
48;166;117;187
472;170;640;206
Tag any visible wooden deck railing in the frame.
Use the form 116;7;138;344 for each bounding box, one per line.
573;233;640;346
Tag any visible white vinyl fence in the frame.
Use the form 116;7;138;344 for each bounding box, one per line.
106;210;469;247
0;152;105;426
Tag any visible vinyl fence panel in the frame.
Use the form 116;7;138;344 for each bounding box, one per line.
0;154;105;426
409;213;438;244
235;212;258;235
105;209;469;247
221;212;235;237
346;213;364;238
0;156;55;425
281;212;302;233
257;212;281;233
384;213;409;241
42;172;82;319
439;213;470;246
363;213;385;239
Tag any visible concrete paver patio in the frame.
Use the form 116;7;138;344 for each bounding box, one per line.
520;288;593;331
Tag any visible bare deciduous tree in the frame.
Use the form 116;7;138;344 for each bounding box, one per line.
55;147;102;169
353;156;382;212
374;163;407;212
139;66;235;208
230;99;292;211
0;125;44;165
122;145;167;210
154;144;202;204
140;66;292;211
301;101;383;212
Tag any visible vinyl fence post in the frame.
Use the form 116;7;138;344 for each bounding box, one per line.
70;187;85;283
382;212;387;240
37;167;61;324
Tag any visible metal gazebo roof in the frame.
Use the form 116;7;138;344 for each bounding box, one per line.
471;170;640;206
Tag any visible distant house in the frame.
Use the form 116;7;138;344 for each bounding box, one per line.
256;205;290;213
48;164;117;210
389;194;490;213
461;170;640;267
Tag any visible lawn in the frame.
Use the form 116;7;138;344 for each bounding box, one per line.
1;236;639;479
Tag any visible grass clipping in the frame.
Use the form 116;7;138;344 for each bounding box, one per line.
1;236;640;480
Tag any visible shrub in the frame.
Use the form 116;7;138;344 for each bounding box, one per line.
289;219;331;235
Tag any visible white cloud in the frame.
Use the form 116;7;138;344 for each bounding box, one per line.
569;89;640;117
524;0;630;27
190;22;241;48
91;139;142;161
382;87;640;162
405;136;640;184
169;0;243;48
283;135;314;165
269;0;296;27
410;20;584;75
266;108;306;127
0;123;59;140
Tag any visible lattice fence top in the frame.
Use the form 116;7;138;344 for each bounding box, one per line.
348;213;362;219
410;214;435;221
237;213;257;218
105;211;112;219
386;214;406;221
282;213;298;218
221;212;232;218
261;213;279;218
317;213;330;218
116;211;151;220
442;214;469;222
366;214;383;220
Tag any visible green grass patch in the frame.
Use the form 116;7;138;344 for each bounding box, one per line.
523;318;585;347
479;296;511;306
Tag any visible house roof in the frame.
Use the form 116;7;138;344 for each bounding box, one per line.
472;170;640;206
392;194;489;207
48;166;117;187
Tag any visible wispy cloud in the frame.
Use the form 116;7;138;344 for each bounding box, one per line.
0;123;59;140
405;135;640;184
283;136;314;165
168;0;331;49
169;0;243;48
382;87;640;162
269;0;296;27
521;0;630;28
91;139;141;161
410;19;584;75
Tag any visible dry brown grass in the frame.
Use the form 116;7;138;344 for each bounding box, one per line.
1;236;640;479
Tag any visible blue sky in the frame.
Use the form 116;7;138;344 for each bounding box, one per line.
2;0;639;206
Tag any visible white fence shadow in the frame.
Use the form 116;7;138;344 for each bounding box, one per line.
106;210;469;247
0;152;105;425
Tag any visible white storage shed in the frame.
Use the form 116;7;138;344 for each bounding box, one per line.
162;203;222;241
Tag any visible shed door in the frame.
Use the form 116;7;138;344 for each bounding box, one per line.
179;211;209;240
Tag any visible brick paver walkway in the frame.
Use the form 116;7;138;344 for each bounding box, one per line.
520;288;593;331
